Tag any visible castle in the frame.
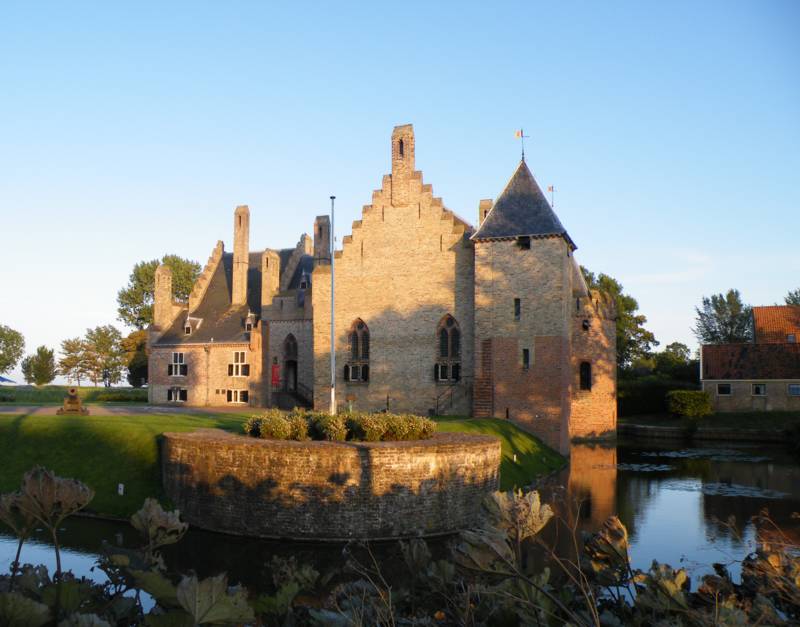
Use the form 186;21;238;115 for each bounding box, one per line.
148;125;617;451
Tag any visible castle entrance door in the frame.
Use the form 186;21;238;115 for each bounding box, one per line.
284;360;298;392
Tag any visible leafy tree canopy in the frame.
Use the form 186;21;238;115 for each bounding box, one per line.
84;325;126;386
117;255;201;329
581;267;658;369
122;330;149;388
0;324;25;374
21;345;56;386
58;337;91;386
693;289;753;344
786;288;800;306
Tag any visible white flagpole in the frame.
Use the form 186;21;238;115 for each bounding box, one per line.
329;195;336;415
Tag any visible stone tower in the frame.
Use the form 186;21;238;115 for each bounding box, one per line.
390;124;415;206
153;264;174;329
232;205;250;306
472;160;577;452
313;215;331;265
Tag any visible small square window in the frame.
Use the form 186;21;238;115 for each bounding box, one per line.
788;334;797;343
717;383;732;396
517;236;531;249
788;384;800;396
184;325;192;335
752;383;766;396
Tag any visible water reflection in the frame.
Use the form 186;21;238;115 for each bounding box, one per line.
2;440;799;594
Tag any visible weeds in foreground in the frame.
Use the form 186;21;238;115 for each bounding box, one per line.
0;470;798;625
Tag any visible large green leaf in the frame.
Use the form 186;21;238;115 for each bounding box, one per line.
0;592;50;627
176;574;254;625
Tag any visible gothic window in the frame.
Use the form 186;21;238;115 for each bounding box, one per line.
284;334;298;360
579;361;592;391
346;319;369;383
435;315;461;383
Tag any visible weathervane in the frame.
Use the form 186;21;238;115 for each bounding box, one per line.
514;128;529;161
548;185;556;207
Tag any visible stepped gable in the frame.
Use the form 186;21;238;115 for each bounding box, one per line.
155;251;263;345
472;159;575;249
333;124;473;261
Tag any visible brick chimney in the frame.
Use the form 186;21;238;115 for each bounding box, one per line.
232;205;250;306
153;264;173;329
478;199;493;225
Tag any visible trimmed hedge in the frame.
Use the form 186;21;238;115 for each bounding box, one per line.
666;390;713;419
92;390;148;403
0;393;15;403
243;409;437;442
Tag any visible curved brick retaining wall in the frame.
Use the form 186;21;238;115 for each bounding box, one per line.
162;429;501;540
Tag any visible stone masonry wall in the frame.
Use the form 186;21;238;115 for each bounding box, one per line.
149;335;262;407
162;429;501;540
569;292;617;439
312;126;474;416
473;237;572;451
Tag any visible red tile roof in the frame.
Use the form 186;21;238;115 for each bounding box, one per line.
753;305;800;344
702;343;800;380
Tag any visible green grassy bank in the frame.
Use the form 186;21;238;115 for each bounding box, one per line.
0;385;148;404
0;412;564;519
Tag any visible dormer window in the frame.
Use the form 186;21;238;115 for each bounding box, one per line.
184;324;192;335
245;322;252;331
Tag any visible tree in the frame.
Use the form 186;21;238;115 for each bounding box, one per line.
20;346;56;386
58;337;90;386
581;267;659;369
0;324;25;375
117;255;201;329
83;326;126;386
786;288;800;306
122;330;149;388
653;342;698;383
693;289;753;344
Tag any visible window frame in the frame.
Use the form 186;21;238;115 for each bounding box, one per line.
168;352;187;377
514;298;521;321
346;320;370;384
167;387;187;402
788;383;800;397
522;348;530;370
579;361;592;391
435;315;462;383
788;333;797;343
225;389;249;404
228;351;250;377
717;383;732;396
751;383;767;397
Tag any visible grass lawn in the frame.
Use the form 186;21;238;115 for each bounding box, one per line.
434;417;565;490
0;412;564;519
619;411;800;430
0;385;147;404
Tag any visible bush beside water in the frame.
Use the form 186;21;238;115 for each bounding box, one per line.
244;408;437;442
666;389;713;419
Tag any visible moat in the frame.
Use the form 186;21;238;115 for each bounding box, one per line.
2;439;799;594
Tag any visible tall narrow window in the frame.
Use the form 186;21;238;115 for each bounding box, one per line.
579;361;592;391
514;298;521;321
346;319;369;382
435;315;461;382
399;139;404;157
522;349;530;370
168;352;187;376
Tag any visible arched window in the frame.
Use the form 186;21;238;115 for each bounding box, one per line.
579;361;592;391
284;334;298;361
435;315;461;383
345;319;369;383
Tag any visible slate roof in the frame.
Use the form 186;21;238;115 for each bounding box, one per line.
753;305;800;344
702;343;800;380
472;160;575;249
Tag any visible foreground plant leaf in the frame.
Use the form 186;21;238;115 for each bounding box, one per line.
176;574;254;624
582;516;631;587
16;467;94;528
0;591;50;627
483;489;553;543
131;498;188;553
57;613;112;627
633;560;690;613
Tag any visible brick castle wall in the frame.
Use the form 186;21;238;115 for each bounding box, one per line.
162;429;501;540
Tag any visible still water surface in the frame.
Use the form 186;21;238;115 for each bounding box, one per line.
2;439;799;592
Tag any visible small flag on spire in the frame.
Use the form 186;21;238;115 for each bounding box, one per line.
515;129;529;160
515;129;523;138
547;185;554;192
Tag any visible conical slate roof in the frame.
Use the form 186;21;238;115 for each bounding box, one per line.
472;160;576;249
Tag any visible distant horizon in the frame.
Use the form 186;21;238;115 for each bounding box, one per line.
1;1;798;384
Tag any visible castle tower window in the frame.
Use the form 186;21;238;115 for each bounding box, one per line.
517;236;531;249
522;348;530;370
346;319;369;383
579;361;592;391
435;315;461;383
168;352;187;377
514;298;521;321
227;350;250;377
399;138;404;157
582;319;590;331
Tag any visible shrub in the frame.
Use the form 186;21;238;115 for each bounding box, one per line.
383;414;437;441
288;414;310;441
618;376;698;416
666;390;713;419
0;392;15;403
93;390;148;403
310;413;347;441
346;413;387;441
258;413;292;440
243;416;262;437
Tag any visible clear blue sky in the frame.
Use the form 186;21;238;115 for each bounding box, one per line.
1;1;798;383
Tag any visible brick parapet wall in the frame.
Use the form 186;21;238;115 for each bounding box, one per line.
162;429;501;540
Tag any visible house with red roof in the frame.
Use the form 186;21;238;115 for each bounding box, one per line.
701;305;800;411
